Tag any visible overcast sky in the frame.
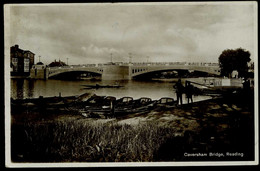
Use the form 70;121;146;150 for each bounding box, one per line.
7;2;257;65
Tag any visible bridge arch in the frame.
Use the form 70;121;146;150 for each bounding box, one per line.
48;67;103;78
130;65;220;79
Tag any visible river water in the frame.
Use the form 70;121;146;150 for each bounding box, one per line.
11;78;215;104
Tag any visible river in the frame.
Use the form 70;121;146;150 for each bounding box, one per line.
11;78;215;104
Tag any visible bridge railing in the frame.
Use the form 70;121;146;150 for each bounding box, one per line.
49;64;99;69
48;62;219;69
131;62;219;66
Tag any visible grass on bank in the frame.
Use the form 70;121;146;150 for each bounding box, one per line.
11;120;181;162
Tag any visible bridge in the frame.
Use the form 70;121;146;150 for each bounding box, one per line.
30;62;220;80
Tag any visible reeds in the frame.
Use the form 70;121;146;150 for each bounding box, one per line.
11;120;178;162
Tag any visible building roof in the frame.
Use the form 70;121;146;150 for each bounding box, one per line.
36;62;44;65
24;50;35;55
11;45;35;56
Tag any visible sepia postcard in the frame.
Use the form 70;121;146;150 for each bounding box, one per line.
4;2;258;167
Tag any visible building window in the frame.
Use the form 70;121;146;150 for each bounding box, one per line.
24;58;30;72
12;58;18;72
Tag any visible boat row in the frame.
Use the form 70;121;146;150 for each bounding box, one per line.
79;95;176;118
11;93;177;118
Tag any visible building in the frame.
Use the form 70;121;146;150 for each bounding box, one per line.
10;45;35;76
48;59;67;67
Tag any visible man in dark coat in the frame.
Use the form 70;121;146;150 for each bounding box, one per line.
174;79;184;105
185;81;193;104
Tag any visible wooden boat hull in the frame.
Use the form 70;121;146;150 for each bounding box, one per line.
82;84;123;89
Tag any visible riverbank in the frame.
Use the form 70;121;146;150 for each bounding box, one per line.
10;90;255;162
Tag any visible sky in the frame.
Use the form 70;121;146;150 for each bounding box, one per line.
6;2;257;65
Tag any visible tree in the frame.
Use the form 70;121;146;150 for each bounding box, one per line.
218;48;251;78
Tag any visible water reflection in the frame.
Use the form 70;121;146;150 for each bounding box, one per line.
11;79;34;99
28;80;35;97
11;78;212;103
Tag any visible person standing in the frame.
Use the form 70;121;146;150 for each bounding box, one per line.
174;79;184;105
185;81;193;104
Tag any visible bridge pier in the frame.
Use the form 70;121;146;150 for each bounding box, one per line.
30;65;49;80
102;65;131;80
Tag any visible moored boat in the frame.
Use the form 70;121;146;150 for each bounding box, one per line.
11;92;92;112
81;84;124;89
